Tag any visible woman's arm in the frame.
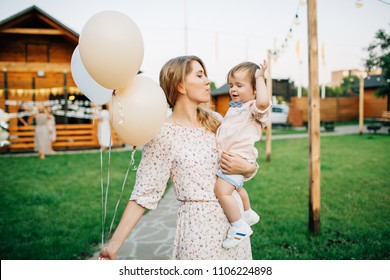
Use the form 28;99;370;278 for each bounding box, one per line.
99;200;146;260
219;151;257;178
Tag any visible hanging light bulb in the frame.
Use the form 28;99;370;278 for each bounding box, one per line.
288;28;293;39
294;14;300;25
355;0;363;8
273;51;278;62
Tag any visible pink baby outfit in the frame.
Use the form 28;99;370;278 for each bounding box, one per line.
217;100;271;162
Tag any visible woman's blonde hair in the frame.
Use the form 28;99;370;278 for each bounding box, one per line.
37;105;45;113
159;55;220;133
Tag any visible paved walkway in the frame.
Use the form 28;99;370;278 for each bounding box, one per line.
90;187;179;260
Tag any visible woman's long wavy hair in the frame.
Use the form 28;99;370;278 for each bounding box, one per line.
159;55;220;133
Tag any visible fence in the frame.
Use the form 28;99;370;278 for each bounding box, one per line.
1;123;124;153
289;96;359;126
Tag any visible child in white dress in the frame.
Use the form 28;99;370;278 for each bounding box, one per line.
215;61;271;249
98;104;111;150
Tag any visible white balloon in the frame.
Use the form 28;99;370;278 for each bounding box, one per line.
71;46;113;105
111;75;168;147
79;11;144;90
0;128;9;141
0;140;10;147
0;112;10;122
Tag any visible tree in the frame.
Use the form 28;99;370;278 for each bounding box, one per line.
340;75;359;96
364;28;390;110
210;81;217;91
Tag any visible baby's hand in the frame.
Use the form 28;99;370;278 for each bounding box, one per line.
255;59;267;79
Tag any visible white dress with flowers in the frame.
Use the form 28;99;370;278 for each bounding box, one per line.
130;122;252;260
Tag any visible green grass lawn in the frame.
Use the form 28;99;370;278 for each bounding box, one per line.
0;134;389;260
250;134;390;260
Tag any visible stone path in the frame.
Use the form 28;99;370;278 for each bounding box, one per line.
115;188;179;260
89;187;179;260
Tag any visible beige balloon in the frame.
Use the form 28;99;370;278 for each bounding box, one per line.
79;11;144;90
111;75;168;147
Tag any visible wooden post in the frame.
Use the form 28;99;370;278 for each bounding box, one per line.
307;0;321;234
3;68;8;112
63;70;68;125
359;75;365;134
265;49;273;161
32;77;36;102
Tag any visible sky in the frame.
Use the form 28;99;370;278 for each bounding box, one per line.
0;0;389;89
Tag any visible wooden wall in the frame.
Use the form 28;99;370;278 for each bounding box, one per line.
0;33;75;62
364;89;388;117
290;96;359;123
289;93;387;125
212;95;231;117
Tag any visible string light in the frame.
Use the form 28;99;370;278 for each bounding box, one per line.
294;14;301;26
355;0;390;7
288;28;293;39
273;1;305;59
355;0;364;8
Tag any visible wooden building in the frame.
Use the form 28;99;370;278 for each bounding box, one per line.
359;74;388;117
0;6;123;152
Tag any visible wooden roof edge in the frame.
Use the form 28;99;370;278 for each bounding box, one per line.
0;5;79;42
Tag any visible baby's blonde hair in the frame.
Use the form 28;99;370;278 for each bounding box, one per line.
227;62;261;90
159;55;220;133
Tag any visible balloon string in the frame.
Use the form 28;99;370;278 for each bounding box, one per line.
113;91;125;126
100;141;104;246
104;101;114;243
101;100;114;245
108;147;137;238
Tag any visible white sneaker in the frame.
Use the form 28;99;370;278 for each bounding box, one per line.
244;210;260;226
222;221;253;249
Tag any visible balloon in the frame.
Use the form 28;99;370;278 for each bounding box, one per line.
110;75;168;147
71;46;113;105
0;140;10;147
0;128;9;141
0;112;10;122
79;11;144;90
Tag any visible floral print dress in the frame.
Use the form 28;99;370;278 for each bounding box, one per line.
130;122;252;260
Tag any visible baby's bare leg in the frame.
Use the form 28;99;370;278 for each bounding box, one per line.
237;187;250;211
215;177;241;223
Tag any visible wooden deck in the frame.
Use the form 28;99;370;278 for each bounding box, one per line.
1;123;125;153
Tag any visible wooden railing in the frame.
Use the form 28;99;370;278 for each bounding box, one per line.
376;111;390;124
1;123;125;152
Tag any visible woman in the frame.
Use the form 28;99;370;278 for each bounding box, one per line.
34;105;51;159
46;106;56;153
100;56;257;260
